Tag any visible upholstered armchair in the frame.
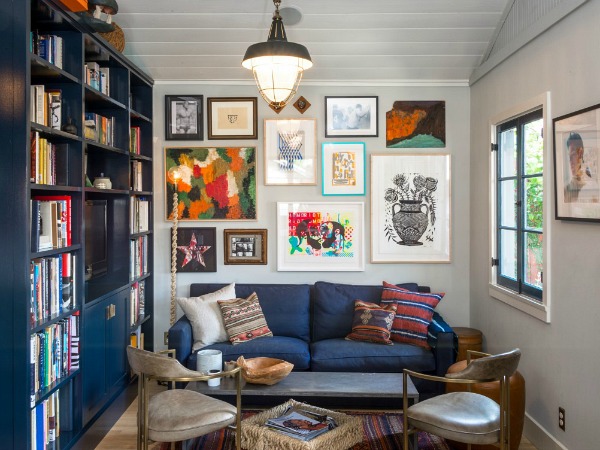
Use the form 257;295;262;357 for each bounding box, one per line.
126;346;242;450
402;349;521;450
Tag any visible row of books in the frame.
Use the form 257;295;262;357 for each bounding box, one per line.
30;390;66;450
31;86;62;129
84;112;116;146
130;197;150;233
130;235;148;280
131;161;144;191
265;405;338;441
30;32;64;69
30;253;75;326
84;61;110;96
130;126;142;154
31;196;72;252
130;281;146;327
30;132;68;185
30;312;79;406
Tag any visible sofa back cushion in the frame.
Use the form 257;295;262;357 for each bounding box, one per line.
312;281;419;341
190;283;311;342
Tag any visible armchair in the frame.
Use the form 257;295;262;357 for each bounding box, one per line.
402;349;521;450
126;346;242;450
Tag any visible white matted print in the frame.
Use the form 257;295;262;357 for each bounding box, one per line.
264;119;317;185
325;96;378;138
321;142;366;196
277;202;365;271
371;153;451;263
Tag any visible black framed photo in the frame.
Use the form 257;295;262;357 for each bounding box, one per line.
325;96;378;138
165;95;203;140
223;229;267;265
173;227;216;272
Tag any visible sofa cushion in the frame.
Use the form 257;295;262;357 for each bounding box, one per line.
312;281;419;342
218;293;273;344
310;338;436;373
345;300;397;345
188;336;310;371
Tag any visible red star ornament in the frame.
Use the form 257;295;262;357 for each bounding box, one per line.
177;232;211;268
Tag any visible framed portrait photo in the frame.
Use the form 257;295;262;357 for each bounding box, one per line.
264;118;317;185
321;142;366;196
325;96;378;138
371;153;451;263
207;97;258;139
553;103;600;222
277;201;365;271
165;95;203;141
172;227;217;272
224;229;267;265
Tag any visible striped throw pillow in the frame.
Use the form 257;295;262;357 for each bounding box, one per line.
345;300;397;345
218;292;273;345
380;281;444;349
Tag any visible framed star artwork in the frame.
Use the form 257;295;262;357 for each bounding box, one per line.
172;227;217;272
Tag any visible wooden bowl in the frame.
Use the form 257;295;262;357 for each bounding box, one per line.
236;356;293;385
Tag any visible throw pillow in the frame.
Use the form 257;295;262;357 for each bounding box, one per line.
345;300;397;345
176;283;236;351
218;292;273;345
380;281;444;349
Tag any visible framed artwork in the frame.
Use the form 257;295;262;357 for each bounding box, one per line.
325;96;378;137
371;153;451;263
173;227;216;272
165;147;257;220
223;229;267;265
386;100;445;148
165;95;203;140
553;103;600;221
321;142;366;196
277;202;365;271
264;119;317;185
207;97;257;139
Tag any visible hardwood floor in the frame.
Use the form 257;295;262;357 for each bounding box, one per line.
78;380;538;449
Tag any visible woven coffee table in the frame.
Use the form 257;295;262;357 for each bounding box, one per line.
240;399;363;450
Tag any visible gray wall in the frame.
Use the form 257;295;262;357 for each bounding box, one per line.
152;83;471;350
470;1;600;448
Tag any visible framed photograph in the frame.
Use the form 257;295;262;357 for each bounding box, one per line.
264;119;317;185
224;229;267;265
277;202;365;271
553;103;600;221
165;95;203;140
173;227;216;272
325;96;378;138
207;97;258;139
386;100;445;148
321;142;366;196
165;147;257;220
371;153;451;263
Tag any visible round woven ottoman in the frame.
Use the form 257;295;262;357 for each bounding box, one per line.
445;359;526;450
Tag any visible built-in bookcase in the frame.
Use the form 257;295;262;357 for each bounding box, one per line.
1;0;154;448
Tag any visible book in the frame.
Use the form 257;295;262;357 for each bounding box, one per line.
46;89;62;130
37;201;53;251
34;196;71;246
31;200;41;252
265;406;337;441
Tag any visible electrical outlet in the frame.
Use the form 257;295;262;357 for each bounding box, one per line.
164;331;169;346
559;407;565;431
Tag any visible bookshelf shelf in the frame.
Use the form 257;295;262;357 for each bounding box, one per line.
33;368;80;406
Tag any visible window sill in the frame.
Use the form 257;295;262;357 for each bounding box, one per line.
489;284;550;323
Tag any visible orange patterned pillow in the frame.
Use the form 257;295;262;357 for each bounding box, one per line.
218;292;273;345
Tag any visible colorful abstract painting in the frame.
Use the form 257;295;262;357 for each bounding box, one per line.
165;147;256;220
386;101;445;148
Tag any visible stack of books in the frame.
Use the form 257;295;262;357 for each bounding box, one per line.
265;405;337;441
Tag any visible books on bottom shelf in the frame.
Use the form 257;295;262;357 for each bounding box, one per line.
265;405;337;441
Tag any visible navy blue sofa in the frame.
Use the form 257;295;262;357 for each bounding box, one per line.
168;281;456;398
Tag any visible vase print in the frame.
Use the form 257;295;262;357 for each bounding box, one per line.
392;200;429;245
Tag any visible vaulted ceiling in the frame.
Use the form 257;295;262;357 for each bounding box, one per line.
115;0;511;84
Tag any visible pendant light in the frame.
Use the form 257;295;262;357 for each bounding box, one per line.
242;0;312;112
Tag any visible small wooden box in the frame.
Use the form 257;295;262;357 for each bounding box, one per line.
57;0;88;12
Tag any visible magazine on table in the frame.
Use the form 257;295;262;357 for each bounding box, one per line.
266;406;337;441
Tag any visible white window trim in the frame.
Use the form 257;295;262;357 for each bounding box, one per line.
488;91;552;323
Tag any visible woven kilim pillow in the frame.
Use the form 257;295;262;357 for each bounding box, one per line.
218;292;273;345
345;300;397;345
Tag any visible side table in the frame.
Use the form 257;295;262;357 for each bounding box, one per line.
453;326;483;362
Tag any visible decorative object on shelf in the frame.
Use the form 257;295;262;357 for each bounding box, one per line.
57;0;88;12
553;103;600;221
242;0;312;112
165;95;203;141
293;96;311;114
236;356;293;385
92;173;112;189
168;166;181;326
172;227;217;273
165;147;257;220
264;118;317;185
207;97;257;140
325;96;378;138
78;0;119;33
224;229;268;265
99;22;125;52
61;117;78;134
371;153;451;263
321;142;366;196
386;100;446;148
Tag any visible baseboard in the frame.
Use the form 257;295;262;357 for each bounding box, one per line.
524;412;568;450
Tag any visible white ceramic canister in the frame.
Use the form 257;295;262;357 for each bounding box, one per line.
196;349;223;377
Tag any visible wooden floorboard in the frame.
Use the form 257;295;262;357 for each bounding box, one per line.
78;380;538;449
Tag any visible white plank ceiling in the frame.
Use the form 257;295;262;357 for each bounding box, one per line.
114;0;511;84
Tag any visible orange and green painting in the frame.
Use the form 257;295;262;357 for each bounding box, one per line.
165;147;256;220
386;101;445;148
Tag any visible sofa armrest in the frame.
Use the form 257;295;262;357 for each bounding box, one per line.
432;331;456;377
168;315;193;366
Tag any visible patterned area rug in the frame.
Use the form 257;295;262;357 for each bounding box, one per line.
159;411;451;450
